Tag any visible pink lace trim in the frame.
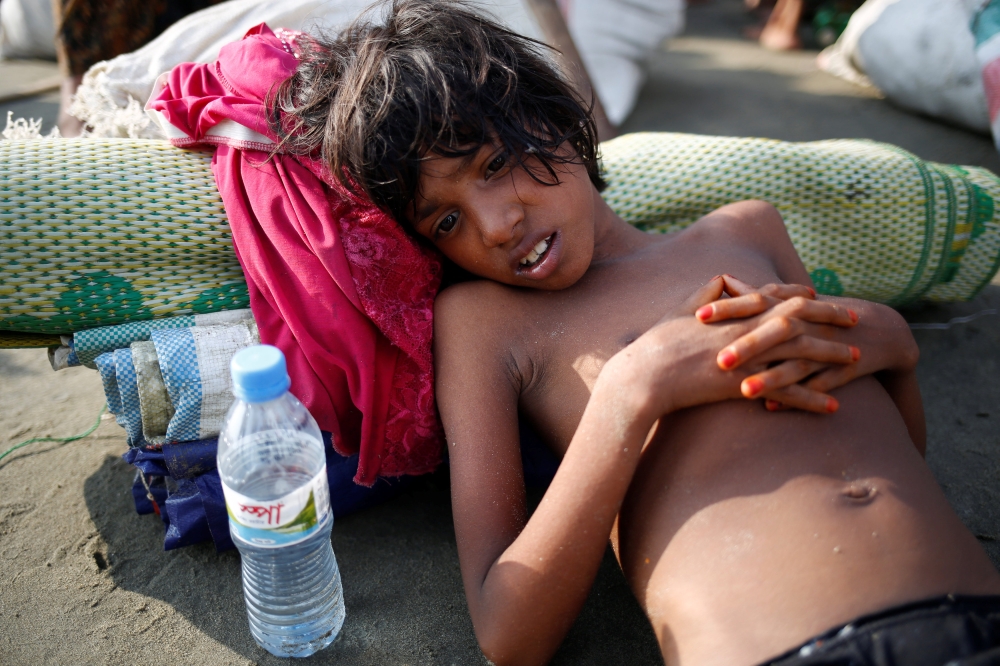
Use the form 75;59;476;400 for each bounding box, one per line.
331;194;444;477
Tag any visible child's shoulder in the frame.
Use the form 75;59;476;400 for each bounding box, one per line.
435;277;525;318
677;199;811;286
434;278;531;350
681;200;787;247
433;278;539;396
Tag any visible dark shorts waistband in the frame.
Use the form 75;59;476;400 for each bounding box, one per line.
762;594;1000;666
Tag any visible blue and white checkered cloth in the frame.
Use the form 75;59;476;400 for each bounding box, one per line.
114;347;146;447
89;316;257;446
153;321;257;442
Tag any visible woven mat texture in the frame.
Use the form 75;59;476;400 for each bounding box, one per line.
1;139;248;335
601;133;1000;306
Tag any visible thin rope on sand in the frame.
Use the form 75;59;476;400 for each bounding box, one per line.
0;405;108;464
909;309;998;330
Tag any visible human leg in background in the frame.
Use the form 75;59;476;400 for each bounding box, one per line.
759;0;803;50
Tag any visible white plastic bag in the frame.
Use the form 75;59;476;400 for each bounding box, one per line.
819;0;990;133
0;0;57;60
71;0;543;137
562;0;685;125
972;0;1000;150
71;0;683;137
71;0;382;137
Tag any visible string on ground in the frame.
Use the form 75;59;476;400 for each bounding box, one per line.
0;404;108;464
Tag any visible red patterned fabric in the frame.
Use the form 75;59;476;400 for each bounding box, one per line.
147;24;443;485
983;59;1000;121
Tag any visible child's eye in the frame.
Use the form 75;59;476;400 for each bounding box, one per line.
485;154;507;177
435;213;459;237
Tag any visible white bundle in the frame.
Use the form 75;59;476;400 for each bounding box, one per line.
69;0;683;137
819;0;990;134
0;0;56;60
70;0;369;139
562;0;684;125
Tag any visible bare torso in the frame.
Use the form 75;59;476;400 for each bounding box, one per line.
470;223;1000;665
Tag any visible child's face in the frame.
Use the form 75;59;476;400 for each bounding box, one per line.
408;143;599;290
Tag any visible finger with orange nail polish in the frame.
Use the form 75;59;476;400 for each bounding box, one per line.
717;348;738;369
742;377;765;398
849;346;860;362
826;397;839;413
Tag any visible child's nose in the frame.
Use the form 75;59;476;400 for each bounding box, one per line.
477;201;523;248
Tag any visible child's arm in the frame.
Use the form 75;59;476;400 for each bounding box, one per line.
435;277;852;665
436;281;620;666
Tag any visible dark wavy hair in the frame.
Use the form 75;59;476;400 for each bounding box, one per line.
268;0;605;224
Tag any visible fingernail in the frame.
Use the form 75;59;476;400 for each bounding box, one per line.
826;397;839;413
718;349;737;369
765;399;781;411
709;275;723;281
848;309;858;324
807;287;816;298
849;345;860;362
742;377;764;398
696;305;713;322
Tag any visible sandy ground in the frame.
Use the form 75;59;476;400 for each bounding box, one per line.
2;2;1000;664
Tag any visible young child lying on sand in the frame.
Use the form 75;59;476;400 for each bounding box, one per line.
272;1;1000;663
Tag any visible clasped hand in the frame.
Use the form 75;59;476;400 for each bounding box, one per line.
605;274;864;418
694;274;861;414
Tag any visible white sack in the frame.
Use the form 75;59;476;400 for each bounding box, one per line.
0;0;56;60
71;0;683;137
71;0;384;138
818;0;990;134
562;0;685;125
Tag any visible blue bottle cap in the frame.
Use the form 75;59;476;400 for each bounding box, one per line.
230;345;291;403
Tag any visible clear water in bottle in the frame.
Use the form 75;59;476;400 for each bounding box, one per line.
218;345;345;658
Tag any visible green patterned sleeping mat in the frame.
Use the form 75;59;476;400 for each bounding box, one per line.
2;133;999;343
1;140;248;337
601;134;1000;305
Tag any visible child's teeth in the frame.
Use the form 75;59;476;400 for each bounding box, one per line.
520;236;551;267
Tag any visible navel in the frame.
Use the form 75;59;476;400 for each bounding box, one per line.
839;481;878;505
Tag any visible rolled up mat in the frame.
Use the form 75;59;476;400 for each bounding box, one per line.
600;133;1000;306
1;139;248;335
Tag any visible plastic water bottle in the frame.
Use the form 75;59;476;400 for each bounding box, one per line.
218;344;345;658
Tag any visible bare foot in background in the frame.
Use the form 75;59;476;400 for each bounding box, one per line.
759;0;803;50
57;74;83;137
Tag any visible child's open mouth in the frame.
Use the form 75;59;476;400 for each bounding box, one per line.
518;233;554;269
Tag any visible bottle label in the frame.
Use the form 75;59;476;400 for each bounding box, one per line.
222;465;331;548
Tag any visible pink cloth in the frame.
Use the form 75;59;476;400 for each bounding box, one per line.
148;25;443;485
